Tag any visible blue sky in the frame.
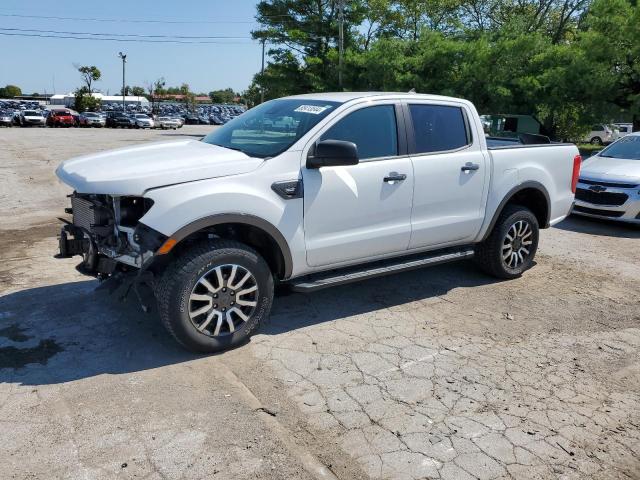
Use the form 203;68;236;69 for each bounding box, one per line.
0;1;263;95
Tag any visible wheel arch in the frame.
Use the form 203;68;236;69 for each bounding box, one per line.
166;213;293;280
481;181;550;241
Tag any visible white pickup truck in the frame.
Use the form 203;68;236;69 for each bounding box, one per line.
56;92;581;352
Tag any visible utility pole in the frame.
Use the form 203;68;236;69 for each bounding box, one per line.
118;52;127;112
260;38;266;104
338;0;344;89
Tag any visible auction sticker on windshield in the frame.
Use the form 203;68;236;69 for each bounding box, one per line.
294;105;331;115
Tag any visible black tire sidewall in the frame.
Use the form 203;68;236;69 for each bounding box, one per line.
161;242;273;353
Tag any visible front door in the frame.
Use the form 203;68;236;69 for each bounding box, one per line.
302;103;414;267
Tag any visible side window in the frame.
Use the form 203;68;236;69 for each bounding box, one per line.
321;105;398;160
409;104;469;154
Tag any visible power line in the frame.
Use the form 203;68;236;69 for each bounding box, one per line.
0;27;249;39
0;12;293;24
0;32;255;44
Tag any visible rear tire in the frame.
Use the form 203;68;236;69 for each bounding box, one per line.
474;205;539;279
155;239;274;353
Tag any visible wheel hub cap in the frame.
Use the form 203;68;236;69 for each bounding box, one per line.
188;264;259;337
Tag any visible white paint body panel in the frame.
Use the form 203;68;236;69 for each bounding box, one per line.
55;92;579;279
303;158;414;266
56;140;262;195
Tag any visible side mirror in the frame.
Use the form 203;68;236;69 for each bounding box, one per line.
307;140;359;169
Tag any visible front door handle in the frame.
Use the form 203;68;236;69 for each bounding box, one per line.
461;163;480;172
383;173;407;183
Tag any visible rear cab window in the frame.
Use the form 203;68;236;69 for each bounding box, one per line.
408;104;471;154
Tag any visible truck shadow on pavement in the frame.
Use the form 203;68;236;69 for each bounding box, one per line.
0;261;498;386
555;215;640;238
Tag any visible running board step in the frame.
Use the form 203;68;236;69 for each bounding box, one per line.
289;248;475;293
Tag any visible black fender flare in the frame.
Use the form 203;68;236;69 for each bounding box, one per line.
170;213;293;279
481;181;551;241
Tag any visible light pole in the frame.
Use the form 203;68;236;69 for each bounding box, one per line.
338;0;344;89
118;52;127;112
260;38;266;104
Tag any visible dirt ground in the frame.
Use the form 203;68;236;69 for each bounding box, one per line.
1;126;639;480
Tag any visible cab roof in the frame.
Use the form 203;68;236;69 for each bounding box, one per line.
282;91;471;105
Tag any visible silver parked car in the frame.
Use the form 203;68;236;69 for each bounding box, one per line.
19;110;46;127
573;133;640;224
0;110;13;127
79;112;106;127
156;116;180;130
133;114;154;129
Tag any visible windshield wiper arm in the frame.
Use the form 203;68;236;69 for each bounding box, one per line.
209;143;245;153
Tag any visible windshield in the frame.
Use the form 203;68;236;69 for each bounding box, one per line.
598;135;640;160
135;114;148;118
202;99;340;158
24;110;40;116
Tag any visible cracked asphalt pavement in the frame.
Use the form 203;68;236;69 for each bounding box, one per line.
1;127;639;479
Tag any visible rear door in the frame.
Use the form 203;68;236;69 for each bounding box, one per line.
302;102;414;267
406;102;488;248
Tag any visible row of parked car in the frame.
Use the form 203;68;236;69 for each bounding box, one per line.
0;100;247;130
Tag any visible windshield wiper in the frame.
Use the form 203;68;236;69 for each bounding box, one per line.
207;142;268;159
209;143;245;153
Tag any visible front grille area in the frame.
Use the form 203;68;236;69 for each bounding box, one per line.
573;205;625;218
71;196;97;230
575;188;628;206
579;178;639;189
70;195;114;237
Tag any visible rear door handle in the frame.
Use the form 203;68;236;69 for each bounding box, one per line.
383;173;407;183
461;163;480;172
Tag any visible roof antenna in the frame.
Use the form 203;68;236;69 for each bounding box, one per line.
408;88;416;94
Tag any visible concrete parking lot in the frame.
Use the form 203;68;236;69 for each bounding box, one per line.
1;126;639;479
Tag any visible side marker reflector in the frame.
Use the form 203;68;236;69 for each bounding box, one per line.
157;238;177;255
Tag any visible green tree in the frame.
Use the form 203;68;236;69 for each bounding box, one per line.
579;0;640;129
179;83;196;111
77;65;101;92
130;86;146;97
0;84;22;98
74;87;100;112
209;88;237;104
146;77;166;114
249;0;635;137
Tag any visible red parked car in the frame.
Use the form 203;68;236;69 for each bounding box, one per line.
46;109;76;128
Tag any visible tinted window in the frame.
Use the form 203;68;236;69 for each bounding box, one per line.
409;105;469;154
321;105;398;160
592;125;604;131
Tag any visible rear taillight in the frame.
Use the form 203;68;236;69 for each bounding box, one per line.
571;154;581;194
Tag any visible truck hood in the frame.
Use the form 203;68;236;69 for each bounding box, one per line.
580;155;640;183
56;139;263;195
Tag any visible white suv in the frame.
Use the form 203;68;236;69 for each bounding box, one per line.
584;124;615;145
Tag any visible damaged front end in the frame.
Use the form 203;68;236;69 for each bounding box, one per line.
57;193;167;304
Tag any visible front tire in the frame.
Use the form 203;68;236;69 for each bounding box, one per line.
474;205;539;279
155;240;274;353
590;136;603;145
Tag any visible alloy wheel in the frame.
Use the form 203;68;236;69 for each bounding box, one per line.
188;264;259;337
502;220;533;269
